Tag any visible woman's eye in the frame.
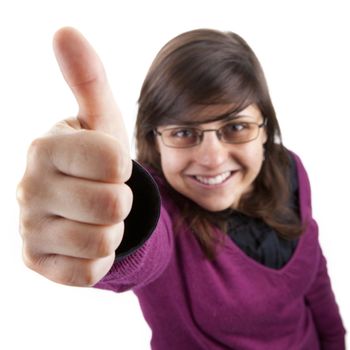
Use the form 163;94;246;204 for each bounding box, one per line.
226;123;248;132
171;128;195;138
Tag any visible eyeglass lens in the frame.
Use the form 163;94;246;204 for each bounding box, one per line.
161;121;260;147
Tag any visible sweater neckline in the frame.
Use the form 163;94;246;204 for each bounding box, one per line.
220;225;305;275
219;151;311;275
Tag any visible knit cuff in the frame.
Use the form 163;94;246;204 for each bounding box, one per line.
115;160;161;259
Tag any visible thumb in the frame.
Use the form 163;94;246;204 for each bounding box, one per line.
53;27;129;149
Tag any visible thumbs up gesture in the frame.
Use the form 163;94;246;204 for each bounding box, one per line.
17;28;133;286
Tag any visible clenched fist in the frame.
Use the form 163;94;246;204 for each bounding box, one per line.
17;27;133;286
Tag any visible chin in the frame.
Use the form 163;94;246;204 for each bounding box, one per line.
197;200;235;212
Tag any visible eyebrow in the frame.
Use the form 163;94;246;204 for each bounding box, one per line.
172;112;255;127
174;111;239;126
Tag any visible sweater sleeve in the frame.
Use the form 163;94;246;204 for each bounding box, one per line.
304;246;346;349
94;162;174;293
292;151;346;348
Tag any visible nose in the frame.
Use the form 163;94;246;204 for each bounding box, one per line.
195;131;228;168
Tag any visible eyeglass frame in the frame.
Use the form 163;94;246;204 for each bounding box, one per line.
153;118;267;148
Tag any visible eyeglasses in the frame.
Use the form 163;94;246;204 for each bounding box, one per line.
154;119;266;148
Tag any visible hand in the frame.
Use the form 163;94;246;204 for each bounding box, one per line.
17;27;133;286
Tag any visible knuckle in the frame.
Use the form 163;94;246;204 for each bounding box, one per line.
101;137;131;182
124;185;134;216
74;259;109;287
20;217;54;268
105;148;131;182
21;244;40;271
27;137;50;164
119;148;133;179
95;230;115;257
49;259;79;287
103;149;121;180
22;249;34;270
16;177;36;207
78;274;95;287
77;224;124;259
18;202;42;239
85;132;131;183
19;214;47;243
17;198;48;244
49;257;82;287
22;256;37;272
16;181;27;206
100;191;120;223
18;215;33;239
95;224;124;257
17;138;52;208
64;264;88;286
101;187;130;224
41;256;93;287
79;270;98;287
115;149;132;181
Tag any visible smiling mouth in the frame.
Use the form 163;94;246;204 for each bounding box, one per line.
192;171;233;186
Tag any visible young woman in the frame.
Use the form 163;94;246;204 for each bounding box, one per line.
17;28;345;349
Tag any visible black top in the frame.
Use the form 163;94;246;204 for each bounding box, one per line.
225;211;298;269
223;157;300;269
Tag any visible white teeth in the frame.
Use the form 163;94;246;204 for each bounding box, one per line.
194;171;231;185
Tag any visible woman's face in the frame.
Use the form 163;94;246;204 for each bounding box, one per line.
156;104;267;212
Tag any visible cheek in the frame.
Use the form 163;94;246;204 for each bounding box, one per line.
159;146;185;178
160;155;174;176
237;143;265;176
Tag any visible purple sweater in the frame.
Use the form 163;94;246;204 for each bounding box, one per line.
95;153;346;349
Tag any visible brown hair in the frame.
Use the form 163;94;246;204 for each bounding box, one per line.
135;29;303;259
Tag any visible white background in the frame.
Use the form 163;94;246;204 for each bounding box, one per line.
1;0;349;349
